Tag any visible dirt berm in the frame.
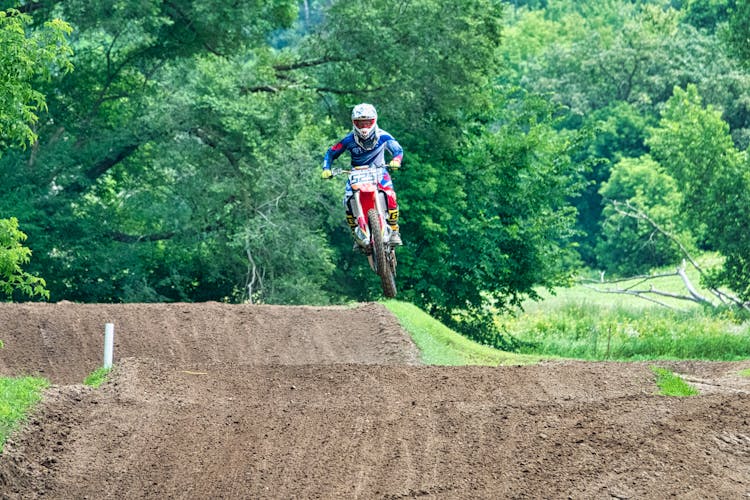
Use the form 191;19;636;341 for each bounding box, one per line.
0;301;749;499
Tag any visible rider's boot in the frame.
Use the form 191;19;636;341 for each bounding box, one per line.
387;208;403;246
347;213;360;251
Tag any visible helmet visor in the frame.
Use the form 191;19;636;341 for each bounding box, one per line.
353;118;376;129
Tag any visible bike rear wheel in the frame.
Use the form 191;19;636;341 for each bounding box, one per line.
368;209;397;298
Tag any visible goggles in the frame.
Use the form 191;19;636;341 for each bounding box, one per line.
353;118;376;128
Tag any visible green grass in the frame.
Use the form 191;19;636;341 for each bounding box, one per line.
499;301;750;361
84;366;111;388
0;376;49;449
0;366;111;452
383;300;549;365
651;366;699;396
739;368;750;377
498;258;750;362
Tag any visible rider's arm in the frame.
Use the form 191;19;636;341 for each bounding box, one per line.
384;135;403;167
323;141;346;171
389;153;403;167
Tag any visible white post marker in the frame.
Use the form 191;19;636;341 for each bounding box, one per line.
104;323;115;369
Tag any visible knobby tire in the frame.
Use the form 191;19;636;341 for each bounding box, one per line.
368;209;397;298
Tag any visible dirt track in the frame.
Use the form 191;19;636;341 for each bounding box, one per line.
0;302;749;499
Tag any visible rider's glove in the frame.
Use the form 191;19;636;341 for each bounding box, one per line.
388;159;401;170
321;168;333;179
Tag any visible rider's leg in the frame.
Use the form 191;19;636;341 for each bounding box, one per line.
380;171;403;245
346;211;357;231
343;193;360;250
347;212;360;251
385;190;403;246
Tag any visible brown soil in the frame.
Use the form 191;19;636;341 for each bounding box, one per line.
0;302;749;499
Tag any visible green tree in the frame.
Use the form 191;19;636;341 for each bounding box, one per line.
596;155;689;275
724;0;750;64
647;84;750;299
309;0;504;153
0;8;71;149
445;90;585;340
682;0;733;31
0;218;48;300
503;1;750;268
0;8;70;300
0;0;322;303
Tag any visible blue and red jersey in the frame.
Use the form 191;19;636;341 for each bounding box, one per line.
322;129;403;171
323;129;403;207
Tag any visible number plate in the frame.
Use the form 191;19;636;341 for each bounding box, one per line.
349;169;377;186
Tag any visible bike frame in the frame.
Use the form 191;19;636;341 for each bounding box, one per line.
346;165;393;251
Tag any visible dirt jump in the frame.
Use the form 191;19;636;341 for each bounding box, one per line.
0;301;749;499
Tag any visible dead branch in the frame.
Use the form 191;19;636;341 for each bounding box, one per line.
581;283;684;311
581;261;707;311
244;244;262;304
609;199;705;274
604;199;750;311
676;262;711;305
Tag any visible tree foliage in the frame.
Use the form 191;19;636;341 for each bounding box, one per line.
0;7;70;300
0;8;71;149
1;0;749;328
724;0;750;65
597;155;689;275
0;218;48;300
0;0;309;303
647;84;750;300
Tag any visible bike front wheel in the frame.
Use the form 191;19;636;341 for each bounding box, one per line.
367;208;397;298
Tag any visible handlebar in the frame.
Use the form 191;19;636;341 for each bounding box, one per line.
331;163;389;177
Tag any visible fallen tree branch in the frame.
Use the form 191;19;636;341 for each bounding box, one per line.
581;261;706;311
609;200;705;274
603;199;750;312
581;283;684;311
676;262;711;305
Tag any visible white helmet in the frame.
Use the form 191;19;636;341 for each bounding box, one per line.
351;103;378;146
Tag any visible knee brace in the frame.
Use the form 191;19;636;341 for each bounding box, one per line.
346;213;357;230
387;208;399;230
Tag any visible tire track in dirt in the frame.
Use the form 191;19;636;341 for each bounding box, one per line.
1;303;750;498
0;302;419;384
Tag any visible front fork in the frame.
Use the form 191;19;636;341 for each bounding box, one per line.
349;190;395;248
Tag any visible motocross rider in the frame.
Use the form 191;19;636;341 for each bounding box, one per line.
321;103;404;246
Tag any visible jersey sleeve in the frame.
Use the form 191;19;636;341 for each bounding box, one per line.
322;140;346;170
384;134;403;163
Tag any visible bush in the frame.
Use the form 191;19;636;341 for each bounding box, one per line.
0;218;48;300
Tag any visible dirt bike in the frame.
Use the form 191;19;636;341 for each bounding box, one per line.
332;164;398;298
